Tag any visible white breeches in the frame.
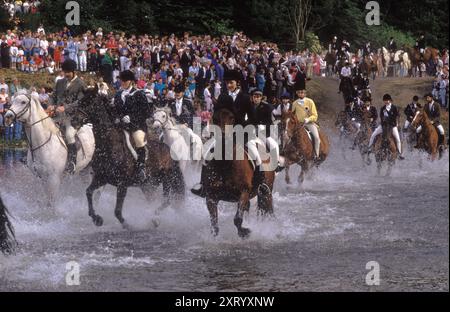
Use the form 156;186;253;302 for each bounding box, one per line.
404;120;411;130
132;130;147;148
65;120;77;145
305;123;320;157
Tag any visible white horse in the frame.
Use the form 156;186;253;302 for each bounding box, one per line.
151;106;203;176
382;47;391;77
4;91;95;207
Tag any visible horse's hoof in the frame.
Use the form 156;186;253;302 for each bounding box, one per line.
152;217;160;228
92;215;103;227
122;221;132;230
238;227;251;239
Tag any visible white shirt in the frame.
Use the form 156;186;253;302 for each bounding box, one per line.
340;66;351;77
175;98;183;116
121;86;133;102
229;89;240;102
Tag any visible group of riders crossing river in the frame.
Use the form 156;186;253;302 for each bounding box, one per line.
0;32;448;253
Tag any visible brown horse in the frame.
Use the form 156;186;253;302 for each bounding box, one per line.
75;88;185;228
354;109;373;165
408;47;440;70
281;111;330;184
335;110;359;159
0;195;16;255
373;123;397;175
360;55;378;80
411;110;444;160
201;109;275;238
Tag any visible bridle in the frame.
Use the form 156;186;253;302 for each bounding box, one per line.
7;94;62;161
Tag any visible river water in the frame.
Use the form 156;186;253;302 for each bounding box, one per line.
0;138;448;291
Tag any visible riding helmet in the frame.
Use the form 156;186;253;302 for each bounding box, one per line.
281;92;291;99
223;69;241;82
382;93;392;101
61;59;77;72
119;70;136;82
424;92;433;98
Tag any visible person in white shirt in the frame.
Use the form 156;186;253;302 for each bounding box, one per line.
213;79;221;100
0;78;9;95
9;41;19;69
203;82;212;111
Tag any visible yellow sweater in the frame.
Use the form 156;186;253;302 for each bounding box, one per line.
292;97;318;123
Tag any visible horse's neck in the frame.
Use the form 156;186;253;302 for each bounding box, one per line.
27;105;55;142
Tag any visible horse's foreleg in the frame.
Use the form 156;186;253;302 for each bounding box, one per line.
285;163;291;184
298;162;308;184
114;185;128;228
206;197;219;236
86;177;106;226
46;175;60;209
235;190;251;238
141;182;165;228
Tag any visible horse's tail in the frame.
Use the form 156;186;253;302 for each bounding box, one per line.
0;195;16;255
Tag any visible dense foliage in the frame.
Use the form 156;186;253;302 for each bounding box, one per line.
3;0;448;51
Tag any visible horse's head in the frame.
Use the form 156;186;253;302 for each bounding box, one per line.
216;109;235;132
76;86;112;126
411;109;427;129
281;110;298;144
3;91;33;126
152;106;172;130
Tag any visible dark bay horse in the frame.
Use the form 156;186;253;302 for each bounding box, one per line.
0;195;16;254
335;110;359;159
281;111;330;184
411;110;445;160
354;109;373;165
75;88;185;228
201;109;275;238
373;123;397;175
325;51;337;77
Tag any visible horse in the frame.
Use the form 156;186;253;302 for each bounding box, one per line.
151;106;203;176
340;76;354;101
408;47;440;76
335;110;359;159
281;111;329;184
360;55;378;80
3;91;95;207
372;123;397;176
410;110;445;160
353;109;373;165
74;87;185;228
381;47;392;77
200;109;275;238
324;51;337;77
0;194;16;255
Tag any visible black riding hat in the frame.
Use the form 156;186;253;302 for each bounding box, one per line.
223;69;241;82
119;70;136;82
424;92;433;98
61;59;77;72
382;93;392;101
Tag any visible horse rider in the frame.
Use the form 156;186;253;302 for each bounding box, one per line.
329;36;339;54
403;95;421;132
246;89;284;184
192;69;254;197
339;62;352;94
291;87;321;160
417;93;446;148
367;94;404;160
168;83;195;128
52;59;87;174
273;92;291;118
341;39;351;61
113;70;151;182
388;37;397;61
361;96;378;132
362;42;372;63
415;34;426;60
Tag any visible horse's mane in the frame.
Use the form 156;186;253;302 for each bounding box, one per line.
30;93;60;135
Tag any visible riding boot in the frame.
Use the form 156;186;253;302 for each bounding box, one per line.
253;165;266;187
65;143;77;174
136;147;147;182
275;156;286;173
191;166;207;198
